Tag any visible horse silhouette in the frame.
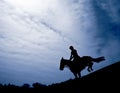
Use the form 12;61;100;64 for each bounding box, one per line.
59;56;105;78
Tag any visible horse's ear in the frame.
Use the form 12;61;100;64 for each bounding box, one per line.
62;57;64;60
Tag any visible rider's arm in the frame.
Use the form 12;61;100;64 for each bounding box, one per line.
70;53;73;61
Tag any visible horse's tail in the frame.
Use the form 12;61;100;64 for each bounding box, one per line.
92;56;105;63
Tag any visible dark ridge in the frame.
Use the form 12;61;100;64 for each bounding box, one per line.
82;61;120;80
0;61;120;93
48;61;120;92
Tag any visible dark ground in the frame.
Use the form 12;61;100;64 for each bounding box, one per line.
0;61;120;93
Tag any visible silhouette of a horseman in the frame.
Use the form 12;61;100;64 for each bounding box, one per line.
69;46;94;72
59;46;105;78
69;46;80;63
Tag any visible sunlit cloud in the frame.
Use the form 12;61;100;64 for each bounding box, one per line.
1;0;83;85
0;0;120;86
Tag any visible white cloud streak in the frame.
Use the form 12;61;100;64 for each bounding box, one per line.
0;0;112;86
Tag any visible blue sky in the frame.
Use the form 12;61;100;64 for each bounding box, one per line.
0;0;120;86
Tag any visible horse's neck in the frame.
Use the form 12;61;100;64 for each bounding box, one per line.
63;59;71;66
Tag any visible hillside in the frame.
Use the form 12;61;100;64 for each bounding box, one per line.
48;61;120;92
82;61;120;81
0;61;120;93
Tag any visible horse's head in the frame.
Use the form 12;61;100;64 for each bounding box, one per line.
59;57;65;70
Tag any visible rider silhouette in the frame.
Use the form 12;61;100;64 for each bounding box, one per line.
69;46;80;62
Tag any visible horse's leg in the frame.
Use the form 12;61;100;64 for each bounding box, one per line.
78;72;81;78
73;73;78;79
87;67;91;72
87;62;93;72
90;66;93;71
90;63;93;71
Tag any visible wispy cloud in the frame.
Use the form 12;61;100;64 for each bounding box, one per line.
91;0;120;64
1;0;119;86
0;0;81;85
